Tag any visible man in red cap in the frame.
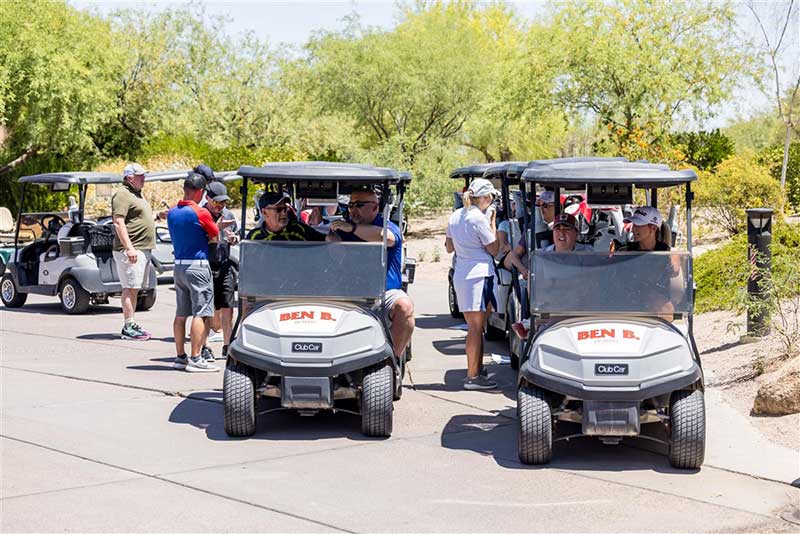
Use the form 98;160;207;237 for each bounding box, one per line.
544;213;592;252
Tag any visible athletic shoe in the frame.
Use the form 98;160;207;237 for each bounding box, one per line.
464;375;497;390
185;356;219;373
201;345;215;362
479;366;493;379
172;354;189;370
121;323;150;341
207;329;224;343
131;323;152;340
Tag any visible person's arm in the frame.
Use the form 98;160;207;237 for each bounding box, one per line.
112;215;138;263
479;209;499;257
445;236;455;254
497;229;510;254
503;244;529;278
329;220;395;247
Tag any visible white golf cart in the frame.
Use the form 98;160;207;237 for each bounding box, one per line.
515;158;705;469
223;162;413;438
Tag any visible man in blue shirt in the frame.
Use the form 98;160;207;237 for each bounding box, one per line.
328;188;414;362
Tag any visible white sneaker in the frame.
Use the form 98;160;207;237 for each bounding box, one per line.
185;355;219;373
207;330;224;343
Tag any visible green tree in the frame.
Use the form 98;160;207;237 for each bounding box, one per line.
672;129;735;170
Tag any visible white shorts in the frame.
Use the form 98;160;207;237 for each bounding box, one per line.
453;275;496;313
113;250;152;289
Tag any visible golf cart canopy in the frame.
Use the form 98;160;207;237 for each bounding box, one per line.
18;169;239;185
481;161;531;182
449;163;500;180
238;162;404;183
522;160;697;188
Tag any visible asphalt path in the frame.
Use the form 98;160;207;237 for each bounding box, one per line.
1;277;798;532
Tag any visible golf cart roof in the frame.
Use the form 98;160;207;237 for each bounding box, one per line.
481;161;531;182
18;169;240;185
449;163;500;180
237;162;406;183
522;159;697;188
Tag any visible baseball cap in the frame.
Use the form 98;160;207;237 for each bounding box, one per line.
258;190;291;209
193;164;215;182
123;163;147;177
206;181;230;202
536;190;555;205
467;178;499;198
184;172;206;191
624;206;663;227
552;212;578;232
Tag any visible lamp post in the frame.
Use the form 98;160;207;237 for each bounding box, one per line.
745;208;773;337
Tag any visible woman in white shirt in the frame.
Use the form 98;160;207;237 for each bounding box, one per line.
445;178;500;390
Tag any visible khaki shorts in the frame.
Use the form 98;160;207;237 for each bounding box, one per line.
381;288;410;323
112;250;152;289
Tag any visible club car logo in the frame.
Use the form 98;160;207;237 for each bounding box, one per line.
279;310;337;322
595;363;629;375
576;328;640;341
292;342;323;353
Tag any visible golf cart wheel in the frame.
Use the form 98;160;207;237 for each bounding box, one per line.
510;353;520;371
361;362;394;437
1;273;27;308
517;383;553;465
223;360;257;437
59;278;90;314
448;277;463;319
668;389;706;469
485;320;506;342
136;290;157;311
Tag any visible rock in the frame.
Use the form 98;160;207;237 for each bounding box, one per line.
753;371;800;415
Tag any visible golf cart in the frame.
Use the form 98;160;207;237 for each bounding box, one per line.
1;170;192;314
223;162;412;438
515;158;705;469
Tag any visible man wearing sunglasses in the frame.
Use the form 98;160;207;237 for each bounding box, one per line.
246;191;326;242
327;188;415;364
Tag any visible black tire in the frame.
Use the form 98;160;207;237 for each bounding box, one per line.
361;362;394;437
1;273;27;308
405;340;413;362
136;290;157;311
448;275;463;319
668;389;706;469
485;318;506;341
518;384;553;465
59;278;90;314
510;353;520;371
507;299;520;371
223;360;257;437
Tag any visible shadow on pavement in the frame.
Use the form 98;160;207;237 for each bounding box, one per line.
413;366;517;402
3;303;120;315
441;413;696;474
414;313;460;330
79;333;175;343
168;394;377;443
432;338;466;356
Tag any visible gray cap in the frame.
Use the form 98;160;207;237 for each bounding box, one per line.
467;178;499;198
206;181;230;202
123;163;147;177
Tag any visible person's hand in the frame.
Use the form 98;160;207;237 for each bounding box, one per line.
330;220;355;234
218;218;235;231
156;210;168;220
126;248;138;263
520;267;530;279
224;229;238;244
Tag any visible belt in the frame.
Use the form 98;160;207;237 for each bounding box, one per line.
175;259;209;266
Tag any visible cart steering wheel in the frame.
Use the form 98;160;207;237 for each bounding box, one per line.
39;214;66;238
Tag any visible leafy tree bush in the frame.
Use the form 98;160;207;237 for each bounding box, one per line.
694;155;784;235
695;222;800;312
672;129;735;170
757;141;800;210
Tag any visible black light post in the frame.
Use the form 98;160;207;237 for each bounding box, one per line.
745;208;773;337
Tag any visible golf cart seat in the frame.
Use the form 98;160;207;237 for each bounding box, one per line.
659;221;673;247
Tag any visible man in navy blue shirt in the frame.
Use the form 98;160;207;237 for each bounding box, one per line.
327;188;414;362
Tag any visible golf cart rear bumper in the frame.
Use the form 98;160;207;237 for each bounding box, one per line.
228;341;394;377
519;363;702;402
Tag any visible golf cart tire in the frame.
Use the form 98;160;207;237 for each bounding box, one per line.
361;362;394;437
518;384;553;465
510;353;520;371
136;290;157;311
668;389;705;469
485;320;506;342
223;360;257;437
59;278;90;314
448;278;463;319
1;273;27;308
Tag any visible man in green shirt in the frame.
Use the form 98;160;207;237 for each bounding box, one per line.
112;163;156;341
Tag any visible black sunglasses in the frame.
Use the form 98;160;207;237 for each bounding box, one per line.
347;201;377;209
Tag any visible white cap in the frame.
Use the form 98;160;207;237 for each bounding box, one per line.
624;206;663;227
123;163;147;177
468;178;499;198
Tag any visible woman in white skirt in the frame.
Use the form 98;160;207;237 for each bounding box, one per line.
445;178;500;390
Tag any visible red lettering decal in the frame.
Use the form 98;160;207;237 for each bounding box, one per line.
601;329;615;339
300;311;314;320
291;312;301;320
280;313;291;321
623;330;635;339
590;329;601;339
577;331;589;340
321;312;336;321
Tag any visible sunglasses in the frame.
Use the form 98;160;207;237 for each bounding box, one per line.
347;201;377;209
264;205;289;213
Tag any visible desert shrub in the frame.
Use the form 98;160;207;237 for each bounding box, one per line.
757;141;800;210
695;222;800;313
672;129;735;170
694;155;784;236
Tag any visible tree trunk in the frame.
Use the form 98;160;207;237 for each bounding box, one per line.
0;147;38;177
780;124;791;191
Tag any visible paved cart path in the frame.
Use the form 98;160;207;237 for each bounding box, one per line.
1;280;797;532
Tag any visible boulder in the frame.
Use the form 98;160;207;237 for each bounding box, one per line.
753;371;800;416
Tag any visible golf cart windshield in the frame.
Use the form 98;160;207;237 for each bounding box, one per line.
530;251;692;316
238;240;386;300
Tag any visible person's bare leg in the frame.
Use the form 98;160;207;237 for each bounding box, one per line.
463;311;486;378
210;310;222;333
189;316;206;357
173;316;186;356
221;308;234;345
121;288;138;322
389;298;415;359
